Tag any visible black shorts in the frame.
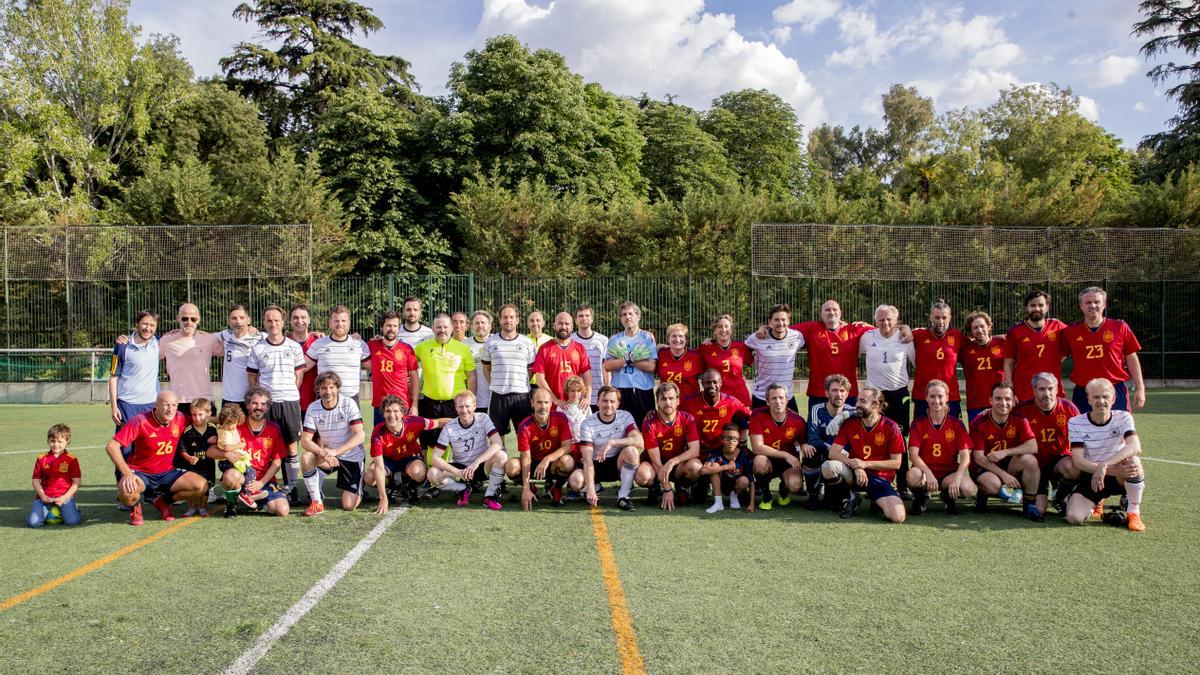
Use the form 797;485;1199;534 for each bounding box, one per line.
882;387;911;435
268;401;303;445
973;456;1013;479
488;391;532;436
717;473;751;495
326;457;365;495
751;395;800;413
382;455;423;477
175;455;216;484
761;454;800;478
1072;473;1127;504
802;446;828;470
618;388;655;426
420;398;458;448
592;454;624;483
450;461;489;484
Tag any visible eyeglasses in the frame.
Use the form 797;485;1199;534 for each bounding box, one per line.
722;436;740;442
180;317;199;323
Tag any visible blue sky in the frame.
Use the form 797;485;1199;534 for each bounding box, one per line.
130;0;1178;148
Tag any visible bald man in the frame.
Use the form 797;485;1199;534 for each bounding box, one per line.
106;391;208;525
532;312;592;406
158;303;224;416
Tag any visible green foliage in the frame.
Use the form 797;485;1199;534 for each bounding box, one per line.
220;0;417;139
1133;0;1200;180
701;89;804;197
638;100;738;202
313;89;449;275
446;35;645;201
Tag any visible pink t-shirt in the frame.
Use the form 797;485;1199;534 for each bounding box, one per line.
159;332;223;402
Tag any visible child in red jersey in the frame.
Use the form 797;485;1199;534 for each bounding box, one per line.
29;424;82;527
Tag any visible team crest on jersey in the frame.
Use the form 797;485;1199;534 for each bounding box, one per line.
839;330;847;340
948;336;956;346
874;432;885;444
58;463;69;473
550;426;560;437
406;432;415;441
1056;415;1066;426
673;427;682;437
1103;331;1114;343
945;429;956;441
1005;427;1015;439
785;428;795;439
991;347;1002;356
718;407;727;416
263;438;272;449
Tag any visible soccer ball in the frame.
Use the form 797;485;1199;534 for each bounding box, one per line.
46;505;63;525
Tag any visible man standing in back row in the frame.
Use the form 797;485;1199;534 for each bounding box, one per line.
1059;287;1145;413
605;302;657;424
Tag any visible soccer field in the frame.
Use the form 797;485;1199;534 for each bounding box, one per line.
1;395;1198;674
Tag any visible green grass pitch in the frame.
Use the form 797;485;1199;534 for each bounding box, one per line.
0;393;1197;673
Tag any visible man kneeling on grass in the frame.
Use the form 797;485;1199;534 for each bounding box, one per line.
210;387;289;518
821;387;906;523
427;390;508;510
1064;378;1146;532
701;424;753;513
300;372;367;516
365;394;450;515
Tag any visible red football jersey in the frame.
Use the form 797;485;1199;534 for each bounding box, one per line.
368;338;419;408
969;413;1034;456
656;347;705;400
1003;319;1067;401
833;416;906;481
908;416;972;474
959;336;1007;409
793;321;872;396
32;451;81;498
698;341;752;406
517;411;574;462
371;417;436;460
113;411;187;474
299;333;320;411
1015;399;1079;464
912;327;964;401
532;340;592;400
238;421;286;479
680;393;751;450
747;409;806;456
1058;319;1142;386
641;411;700;462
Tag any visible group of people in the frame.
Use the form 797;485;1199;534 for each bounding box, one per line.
29;287;1148;532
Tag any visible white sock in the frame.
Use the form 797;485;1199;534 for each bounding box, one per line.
706;496;725;513
303;470;322;504
1125;477;1144;514
730;492;741;510
284;455;300;491
485;466;505;497
618;463;637;499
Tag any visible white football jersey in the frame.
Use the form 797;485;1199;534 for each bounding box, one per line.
218;330;263;403
306;335;370;398
481;332;536;395
572;331;609;405
578;410;638;460
461;336;492;408
247;337;305;402
435;414;500;464
743;329;805;399
1069;410;1136;464
303;395;365;461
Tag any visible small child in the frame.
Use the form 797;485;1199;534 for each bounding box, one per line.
558;375;589;439
177;397;217;517
29;424;82;527
216;404;257;512
700;424;753;514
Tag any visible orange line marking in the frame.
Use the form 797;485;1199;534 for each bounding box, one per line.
0;517;200;613
590;506;646;675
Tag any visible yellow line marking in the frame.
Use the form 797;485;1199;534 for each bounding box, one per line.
0;517;200;613
590;506;646;675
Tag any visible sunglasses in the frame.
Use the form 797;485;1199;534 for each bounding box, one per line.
180;317;199;323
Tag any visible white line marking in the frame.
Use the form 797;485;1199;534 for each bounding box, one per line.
0;444;104;456
223;507;407;675
1144;457;1200;467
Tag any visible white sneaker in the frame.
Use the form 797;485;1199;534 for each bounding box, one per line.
730;494;742;510
440;481;466;494
706;500;725;514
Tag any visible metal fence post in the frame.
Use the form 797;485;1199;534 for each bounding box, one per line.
388;274;395;310
1161;276;1167;381
469;273;476;313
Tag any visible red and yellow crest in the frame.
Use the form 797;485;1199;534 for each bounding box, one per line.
1102;331;1114;343
58;463;69;473
550;426;559;437
785;428;795;439
406;432;416;441
839;330;848;340
945;429;956;442
718;407;727;417
948;335;957;346
1056;415;1066;427
673;427;682;437
1005;427;1015;439
263;438;272;450
991;347;1002;356
874;432;885;445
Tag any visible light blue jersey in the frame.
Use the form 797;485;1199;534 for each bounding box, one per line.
607;330;657;390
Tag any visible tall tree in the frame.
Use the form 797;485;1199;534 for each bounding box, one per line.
220;0;417;139
806;123;885;181
880;84;935;169
701;89;803;197
639;99;738;202
446;35;645;201
0;0;190;212
1133;0;1200;180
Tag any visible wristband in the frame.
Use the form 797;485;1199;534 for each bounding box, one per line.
662;487;674;493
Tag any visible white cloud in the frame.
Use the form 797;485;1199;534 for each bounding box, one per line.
1076;95;1100;122
1090;54;1139;87
477;0;826;128
935;13;1006;59
130;1;258;79
909;69;1021;109
771;25;793;46
1133;101;1147;112
971;42;1021;69
771;0;841;33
